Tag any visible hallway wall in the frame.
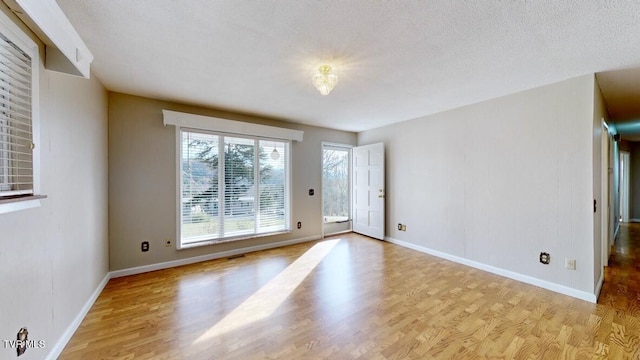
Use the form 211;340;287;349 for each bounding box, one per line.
629;141;640;220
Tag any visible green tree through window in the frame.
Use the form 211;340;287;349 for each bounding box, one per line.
323;148;350;223
180;131;289;246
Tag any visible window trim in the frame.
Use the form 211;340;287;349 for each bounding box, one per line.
0;194;46;214
163;110;303;142
162;110;304;250
0;7;42;214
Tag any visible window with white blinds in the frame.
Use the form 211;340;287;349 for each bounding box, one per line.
180;129;290;247
0;27;34;198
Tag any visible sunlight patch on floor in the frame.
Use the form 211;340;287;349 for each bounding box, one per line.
193;239;340;344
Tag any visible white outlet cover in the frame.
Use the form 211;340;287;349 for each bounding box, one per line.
565;258;576;270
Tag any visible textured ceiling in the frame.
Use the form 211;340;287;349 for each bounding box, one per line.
56;0;640;132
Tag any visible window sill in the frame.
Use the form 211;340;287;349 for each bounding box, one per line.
0;195;47;214
178;230;291;250
323;219;351;224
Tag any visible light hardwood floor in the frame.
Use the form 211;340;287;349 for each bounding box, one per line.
60;227;640;359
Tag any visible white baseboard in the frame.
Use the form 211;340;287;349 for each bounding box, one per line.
629;218;640;223
595;272;604;301
384;236;597;303
111;235;322;278
46;273;111;360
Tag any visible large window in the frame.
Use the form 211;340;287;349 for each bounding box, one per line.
180;129;290;247
0;17;38;201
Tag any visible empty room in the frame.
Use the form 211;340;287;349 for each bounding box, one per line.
2;1;640;359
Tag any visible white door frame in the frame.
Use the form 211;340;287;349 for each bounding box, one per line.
620;151;630;223
601;120;611;267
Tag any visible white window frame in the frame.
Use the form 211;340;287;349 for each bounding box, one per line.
0;8;41;215
163;110;302;249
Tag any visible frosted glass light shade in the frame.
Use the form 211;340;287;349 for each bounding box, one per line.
312;65;338;95
271;147;280;160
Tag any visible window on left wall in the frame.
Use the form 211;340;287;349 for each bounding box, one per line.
0;9;41;214
0;33;33;197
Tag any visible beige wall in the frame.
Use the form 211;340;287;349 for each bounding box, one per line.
108;93;356;271
358;75;596;295
0;5;109;359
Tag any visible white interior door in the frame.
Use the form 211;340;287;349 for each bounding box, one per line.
621;151;630;223
601;123;610;266
352;143;385;239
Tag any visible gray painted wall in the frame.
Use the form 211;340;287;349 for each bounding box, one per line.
0;5;109;358
358;75;596;295
108;93;356;271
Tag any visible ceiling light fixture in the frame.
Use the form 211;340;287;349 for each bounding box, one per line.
271;145;280;160
312;65;338;95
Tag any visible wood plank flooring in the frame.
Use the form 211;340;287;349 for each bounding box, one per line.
60;227;640;359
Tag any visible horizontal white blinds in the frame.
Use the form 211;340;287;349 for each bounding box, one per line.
180;130;289;246
181;131;220;242
258;140;287;233
0;32;32;197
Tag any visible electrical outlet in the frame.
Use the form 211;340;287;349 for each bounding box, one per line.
565;258;576;270
398;223;402;230
141;241;149;252
165;239;172;247
539;252;550;264
297;221;302;229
